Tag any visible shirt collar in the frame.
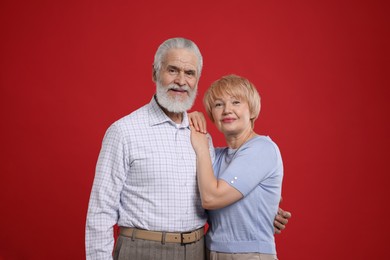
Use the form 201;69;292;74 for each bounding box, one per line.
148;95;190;128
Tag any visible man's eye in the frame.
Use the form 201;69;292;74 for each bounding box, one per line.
185;71;195;77
168;68;178;74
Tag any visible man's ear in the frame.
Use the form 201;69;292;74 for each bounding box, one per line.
152;66;157;82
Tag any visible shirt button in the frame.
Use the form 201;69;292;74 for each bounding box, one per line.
234;177;238;180
231;181;234;184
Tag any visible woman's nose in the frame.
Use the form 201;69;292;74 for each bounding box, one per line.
223;103;232;114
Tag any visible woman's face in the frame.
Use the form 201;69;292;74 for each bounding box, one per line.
211;93;252;136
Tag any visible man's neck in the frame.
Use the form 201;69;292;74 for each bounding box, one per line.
156;98;184;124
164;110;183;124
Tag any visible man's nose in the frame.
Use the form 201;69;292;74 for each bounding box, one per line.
174;72;186;86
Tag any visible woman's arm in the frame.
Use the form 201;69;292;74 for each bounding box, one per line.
190;126;243;210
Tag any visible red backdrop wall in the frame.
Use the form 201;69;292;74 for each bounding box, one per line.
1;0;389;259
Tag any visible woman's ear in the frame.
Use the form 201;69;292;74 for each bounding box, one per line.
251;104;261;119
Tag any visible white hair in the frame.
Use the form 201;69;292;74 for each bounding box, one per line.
153;37;203;80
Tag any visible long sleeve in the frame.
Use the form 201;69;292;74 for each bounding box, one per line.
85;124;127;260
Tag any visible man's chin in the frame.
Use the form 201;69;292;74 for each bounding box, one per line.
156;91;195;113
165;103;190;113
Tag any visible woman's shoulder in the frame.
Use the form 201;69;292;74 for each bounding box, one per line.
251;135;276;145
248;135;281;153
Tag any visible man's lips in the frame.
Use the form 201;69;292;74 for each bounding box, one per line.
170;89;187;92
169;88;188;94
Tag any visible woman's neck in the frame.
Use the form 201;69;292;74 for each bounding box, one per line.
225;128;256;149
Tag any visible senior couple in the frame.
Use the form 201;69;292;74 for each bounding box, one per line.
86;37;291;260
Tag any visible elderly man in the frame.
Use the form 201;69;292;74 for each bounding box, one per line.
86;37;291;260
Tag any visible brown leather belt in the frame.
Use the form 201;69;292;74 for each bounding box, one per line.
119;227;204;244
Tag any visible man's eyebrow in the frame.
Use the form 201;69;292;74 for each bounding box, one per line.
166;65;179;70
166;65;196;74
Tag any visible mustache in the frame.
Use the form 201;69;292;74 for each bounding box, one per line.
167;84;190;91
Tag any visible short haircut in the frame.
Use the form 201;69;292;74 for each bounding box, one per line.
203;74;261;127
153;37;203;80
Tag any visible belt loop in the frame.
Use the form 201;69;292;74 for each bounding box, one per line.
131;228;137;241
181;232;189;245
161;231;166;245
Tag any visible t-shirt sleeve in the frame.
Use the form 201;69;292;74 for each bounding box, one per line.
219;137;282;197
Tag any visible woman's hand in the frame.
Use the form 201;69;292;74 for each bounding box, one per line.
190;124;209;154
188;111;209;153
188;111;207;134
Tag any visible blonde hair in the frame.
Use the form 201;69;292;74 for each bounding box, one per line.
203;74;261;128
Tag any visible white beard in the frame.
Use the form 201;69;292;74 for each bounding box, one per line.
156;81;197;113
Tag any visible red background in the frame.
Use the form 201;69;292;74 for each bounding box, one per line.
1;0;389;259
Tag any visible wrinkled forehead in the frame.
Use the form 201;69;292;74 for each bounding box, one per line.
162;48;198;71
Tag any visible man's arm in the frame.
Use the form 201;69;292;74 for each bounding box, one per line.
274;207;292;234
85;124;127;260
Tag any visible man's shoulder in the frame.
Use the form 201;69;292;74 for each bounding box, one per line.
111;103;151;130
123;103;150;119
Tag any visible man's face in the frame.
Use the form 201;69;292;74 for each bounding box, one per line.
155;48;199;113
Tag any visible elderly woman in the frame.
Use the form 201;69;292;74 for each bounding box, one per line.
190;74;284;260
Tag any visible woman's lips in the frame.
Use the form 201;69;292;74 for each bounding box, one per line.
222;118;235;123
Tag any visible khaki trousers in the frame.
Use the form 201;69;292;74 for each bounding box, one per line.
207;249;278;260
113;234;205;260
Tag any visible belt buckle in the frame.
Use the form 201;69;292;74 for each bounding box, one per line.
180;231;192;245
